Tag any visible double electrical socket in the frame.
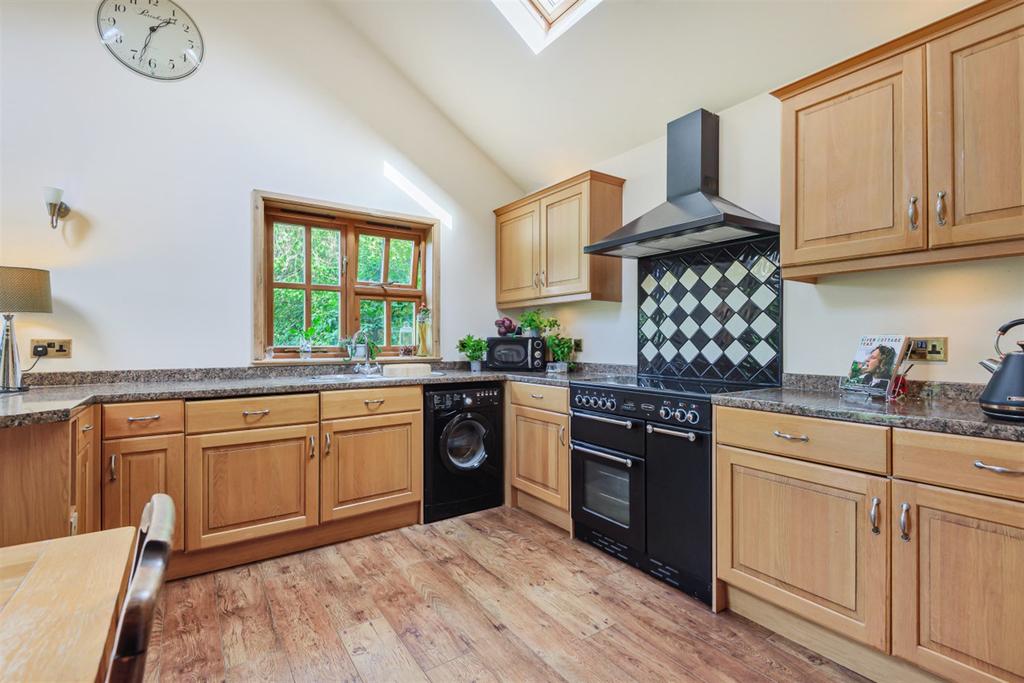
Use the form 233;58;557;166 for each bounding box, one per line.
907;337;948;362
31;338;72;358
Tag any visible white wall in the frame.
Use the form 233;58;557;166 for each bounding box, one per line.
0;0;521;370
540;93;1024;384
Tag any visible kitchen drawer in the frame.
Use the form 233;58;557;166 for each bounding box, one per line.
103;400;184;439
509;382;568;413
185;393;318;434
893;429;1024;502
320;386;422;420
715;407;890;474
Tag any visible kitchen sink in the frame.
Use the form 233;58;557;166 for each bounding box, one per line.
308;371;444;383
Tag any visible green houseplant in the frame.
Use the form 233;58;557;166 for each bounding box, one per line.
519;309;559;337
457;334;488;372
546;334;574;373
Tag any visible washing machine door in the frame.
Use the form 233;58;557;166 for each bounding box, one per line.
439;412;494;474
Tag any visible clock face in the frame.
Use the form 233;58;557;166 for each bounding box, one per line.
96;0;203;81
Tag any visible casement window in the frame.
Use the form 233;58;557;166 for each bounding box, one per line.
254;193;438;361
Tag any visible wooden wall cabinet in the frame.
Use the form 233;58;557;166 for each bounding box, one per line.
776;0;1024;281
495;171;624;308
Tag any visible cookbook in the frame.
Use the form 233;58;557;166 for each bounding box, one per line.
839;335;911;397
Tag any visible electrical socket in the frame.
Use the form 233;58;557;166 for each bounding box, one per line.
30;338;72;359
907;337;948;363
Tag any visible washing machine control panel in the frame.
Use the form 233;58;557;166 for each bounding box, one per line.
430;386;502;411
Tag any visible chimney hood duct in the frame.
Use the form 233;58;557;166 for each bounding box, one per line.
584;109;779;258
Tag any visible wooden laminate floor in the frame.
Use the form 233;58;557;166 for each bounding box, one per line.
145;507;869;683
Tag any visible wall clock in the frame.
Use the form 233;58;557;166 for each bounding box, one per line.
96;0;204;81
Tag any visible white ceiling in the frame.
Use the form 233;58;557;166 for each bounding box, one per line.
332;0;974;192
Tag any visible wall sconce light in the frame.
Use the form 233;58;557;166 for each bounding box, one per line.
43;187;70;230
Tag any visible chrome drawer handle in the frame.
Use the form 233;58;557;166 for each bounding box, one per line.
974;460;1024;475
869;497;881;535
907;195;919;231
645;424;696;442
570;443;632;469
530;393;544;400
570;410;633;429
364;399;386;406
242;409;270;417
899;502;911;542
81;424;94;432
127;414;160;423
773;430;809;443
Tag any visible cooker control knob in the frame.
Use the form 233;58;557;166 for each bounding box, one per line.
607;398;617;411
659;406;673;420
534;351;542;358
464;396;473;407
574;394;583;406
583;396;594;407
598;398;608;409
674;409;688;422
686;410;700;424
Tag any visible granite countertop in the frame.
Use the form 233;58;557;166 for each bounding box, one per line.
0;369;617;429
713;387;1024;442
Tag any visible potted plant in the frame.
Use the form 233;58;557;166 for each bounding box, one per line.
457;334;488;372
518;309;545;337
293;326;316;360
547;333;574;373
416;305;431;357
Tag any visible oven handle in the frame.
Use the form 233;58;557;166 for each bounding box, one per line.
570;442;632;468
645;424;696;442
570;410;634;430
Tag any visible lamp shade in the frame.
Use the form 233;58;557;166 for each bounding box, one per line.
0;267;52;313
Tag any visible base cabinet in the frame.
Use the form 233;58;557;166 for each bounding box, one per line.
716;446;890;652
509;404;569;511
320;411;423;522
185;424;319;550
892;481;1024;682
102;434;185;551
71;407;100;535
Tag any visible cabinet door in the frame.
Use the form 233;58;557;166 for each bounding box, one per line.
510;405;569;510
539;182;589;298
927;5;1024;248
102;434;185;551
716;446;890;651
496;201;541;304
185;424;318;550
320;411;423;522
73;408;100;535
781;48;926;266
892;481;1024;682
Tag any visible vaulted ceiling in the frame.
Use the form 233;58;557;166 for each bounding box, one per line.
332;0;974;192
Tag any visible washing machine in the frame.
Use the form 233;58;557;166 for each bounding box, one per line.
423;383;504;523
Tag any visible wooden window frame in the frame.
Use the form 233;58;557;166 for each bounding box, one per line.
252;190;441;363
525;0;583;28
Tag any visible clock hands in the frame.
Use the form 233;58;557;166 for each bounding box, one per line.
137;18;173;65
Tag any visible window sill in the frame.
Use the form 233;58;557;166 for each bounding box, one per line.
252;356;442;367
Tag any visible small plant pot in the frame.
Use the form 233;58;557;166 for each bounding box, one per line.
469;360;483;373
546;361;569;373
522;328;539;337
351;344;367;360
299;340;313;360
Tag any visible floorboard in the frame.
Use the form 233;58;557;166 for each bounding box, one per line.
147;507;870;683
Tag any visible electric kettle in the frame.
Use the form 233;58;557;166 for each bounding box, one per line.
979;318;1024;421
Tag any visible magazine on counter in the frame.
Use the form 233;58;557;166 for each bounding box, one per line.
839;335;910;397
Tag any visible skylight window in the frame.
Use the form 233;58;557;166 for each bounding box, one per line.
491;0;603;54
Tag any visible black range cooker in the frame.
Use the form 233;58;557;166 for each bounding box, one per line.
569;375;758;606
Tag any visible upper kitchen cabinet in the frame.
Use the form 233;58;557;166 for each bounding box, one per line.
775;0;1024;282
495;171;624;307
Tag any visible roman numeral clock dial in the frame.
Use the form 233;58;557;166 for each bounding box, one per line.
97;0;204;80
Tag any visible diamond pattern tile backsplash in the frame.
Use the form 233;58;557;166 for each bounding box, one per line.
637;237;782;385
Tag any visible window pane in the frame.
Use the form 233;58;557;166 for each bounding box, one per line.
390;301;416;347
387;239;415;285
311;290;340;346
357;234;385;282
311;228;340;286
272;288;305;346
272;223;305;284
359;299;385;347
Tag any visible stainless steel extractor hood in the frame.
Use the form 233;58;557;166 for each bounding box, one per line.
584;109;779;258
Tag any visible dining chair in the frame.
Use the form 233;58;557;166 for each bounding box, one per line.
105;493;176;683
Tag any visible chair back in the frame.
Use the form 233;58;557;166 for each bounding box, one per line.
105;493;175;683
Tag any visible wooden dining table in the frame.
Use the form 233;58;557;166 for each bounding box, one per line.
0;527;136;682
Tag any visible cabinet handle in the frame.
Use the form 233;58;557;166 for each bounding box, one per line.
772;430;809;443
81;424;94;432
869;496;881;535
109;453;118;482
242;409;270;417
935;191;947;226
646;424;696;442
899;502;911;542
570;410;633;429
974;459;1024;475
308;435;315;459
363;399;385;407
324;432;331;455
570;443;632;468
533;272;540;288
530;393;544;400
559;424;566;446
907;195;919;231
126;414;160;423
541;270;547;287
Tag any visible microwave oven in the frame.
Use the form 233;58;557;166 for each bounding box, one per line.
484;336;545;371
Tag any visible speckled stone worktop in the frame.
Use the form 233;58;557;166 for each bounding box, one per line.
0;367;627;429
713;386;1024;443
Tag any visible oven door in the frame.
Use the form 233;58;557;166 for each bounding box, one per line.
571;440;645;551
